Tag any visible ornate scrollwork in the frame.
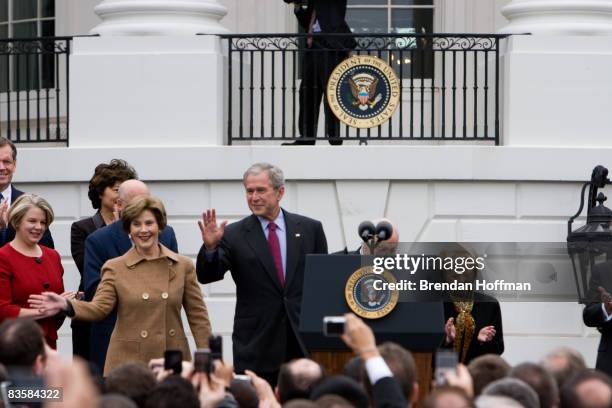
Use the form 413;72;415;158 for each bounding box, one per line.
225;34;501;53
0;39;70;55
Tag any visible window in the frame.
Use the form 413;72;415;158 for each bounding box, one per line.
347;0;434;78
0;0;56;92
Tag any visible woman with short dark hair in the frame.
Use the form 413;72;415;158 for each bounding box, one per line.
70;159;137;360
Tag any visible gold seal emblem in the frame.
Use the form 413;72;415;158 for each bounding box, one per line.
345;266;399;319
327;55;401;129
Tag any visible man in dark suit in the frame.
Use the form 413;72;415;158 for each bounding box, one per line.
282;0;355;146
84;179;178;373
0;137;54;248
583;260;612;377
196;162;328;386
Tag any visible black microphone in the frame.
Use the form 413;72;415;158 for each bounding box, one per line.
358;221;376;243
42;282;50;289
375;221;393;242
35;257;43;264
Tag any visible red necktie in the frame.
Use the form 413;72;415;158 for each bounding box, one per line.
267;222;285;287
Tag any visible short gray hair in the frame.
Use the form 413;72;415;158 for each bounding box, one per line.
243;162;285;190
482;378;539;408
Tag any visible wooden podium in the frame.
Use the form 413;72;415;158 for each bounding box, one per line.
299;255;444;403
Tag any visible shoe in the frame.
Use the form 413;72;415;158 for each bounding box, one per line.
281;140;315;146
328;138;343;146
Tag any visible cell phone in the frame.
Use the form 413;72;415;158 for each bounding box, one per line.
233;374;252;383
323;316;346;337
209;335;223;361
164;349;183;374
434;350;458;385
194;348;211;374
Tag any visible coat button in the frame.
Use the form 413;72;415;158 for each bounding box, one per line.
169;329;176;336
142;293;150;300
140;330;148;338
161;292;169;299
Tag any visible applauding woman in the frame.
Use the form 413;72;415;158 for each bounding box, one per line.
0;194;65;348
30;196;212;375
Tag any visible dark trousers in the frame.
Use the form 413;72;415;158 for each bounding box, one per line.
298;46;348;145
257;323;305;388
71;321;91;361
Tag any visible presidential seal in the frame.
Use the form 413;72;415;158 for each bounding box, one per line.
345;266;399;319
327;55;400;129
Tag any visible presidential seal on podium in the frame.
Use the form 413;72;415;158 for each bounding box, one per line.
345;266;399;319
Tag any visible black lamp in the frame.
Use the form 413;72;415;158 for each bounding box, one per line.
567;165;612;303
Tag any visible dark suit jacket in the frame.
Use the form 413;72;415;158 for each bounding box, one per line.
0;186;54;248
442;292;504;364
372;376;407;408
295;0;356;50
83;220;178;372
195;209;328;373
583;261;612;377
71;211;105;289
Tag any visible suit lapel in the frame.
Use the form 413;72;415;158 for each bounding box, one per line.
284;210;302;289
244;215;283;291
10;186;23;204
110;221;132;255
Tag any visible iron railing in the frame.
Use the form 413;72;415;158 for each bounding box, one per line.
222;33;508;145
0;37;71;144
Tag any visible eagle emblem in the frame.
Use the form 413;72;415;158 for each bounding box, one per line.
349;73;383;111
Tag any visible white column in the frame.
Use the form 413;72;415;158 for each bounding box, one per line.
70;0;230;147
91;0;229;36
500;0;612;34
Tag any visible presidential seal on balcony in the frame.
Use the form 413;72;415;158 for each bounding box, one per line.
345;266;399;319
327;55;400;129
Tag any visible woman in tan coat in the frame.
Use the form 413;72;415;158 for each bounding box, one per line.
30;196;212;375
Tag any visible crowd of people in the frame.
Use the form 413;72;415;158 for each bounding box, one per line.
1;129;612;408
0;314;611;408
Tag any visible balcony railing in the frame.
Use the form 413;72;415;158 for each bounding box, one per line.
222;33;508;145
0;37;71;144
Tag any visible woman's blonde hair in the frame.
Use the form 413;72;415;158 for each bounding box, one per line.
121;195;167;233
8;194;54;230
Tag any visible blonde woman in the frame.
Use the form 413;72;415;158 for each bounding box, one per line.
30;196;212;375
0;194;64;348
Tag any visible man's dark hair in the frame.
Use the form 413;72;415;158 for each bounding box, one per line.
510;362;559;408
423;385;475;408
0;319;44;368
468;354;511;396
0;137;17;161
277;358;324;403
364;342;417;403
310;375;369;408
342;356;364;384
482;377;540;408
315;394;356;408
104;362;156;407
87;159;137;209
144;375;199;408
99;394;138;408
560;369;612;408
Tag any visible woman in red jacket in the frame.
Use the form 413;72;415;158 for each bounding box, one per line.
0;194;64;348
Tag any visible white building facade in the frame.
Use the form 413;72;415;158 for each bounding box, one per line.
3;0;612;367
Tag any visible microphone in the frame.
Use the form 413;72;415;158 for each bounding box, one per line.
358;221;376;243
42;282;50;289
35;257;43;264
375;221;393;242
